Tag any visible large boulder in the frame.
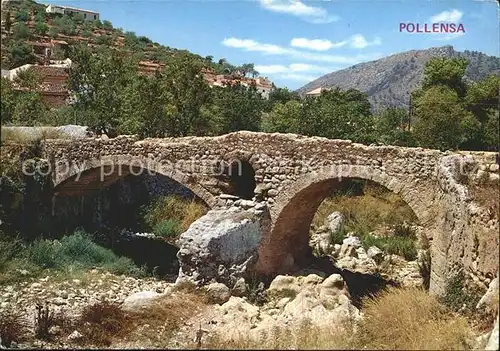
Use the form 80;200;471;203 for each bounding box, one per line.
486;313;499;350
206;282;231;304
176;203;268;286
477;277;499;311
122;290;161;311
326;211;344;233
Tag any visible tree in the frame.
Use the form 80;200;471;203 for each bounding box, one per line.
94;19;103;28
68;45;138;131
73;13;85;24
208;83;264;134
162;56;212;136
464;75;500;150
422;57;468;97
1;78;16;123
118;73;168;137
266;87;300;111
261;100;301;133
239;63;258;77
102;20;113;30
413;85;474;150
48;26;59;38
11;68;48;126
12;93;47;126
7;41;35;68
34;21;49;35
14;10;29;22
374;107;413;146
298;88;375;143
12;23;31;39
53;15;77;35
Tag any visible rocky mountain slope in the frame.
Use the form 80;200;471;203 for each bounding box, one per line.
297;46;500;111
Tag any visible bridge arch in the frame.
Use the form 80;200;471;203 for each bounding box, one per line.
52;156;218;208
256;164;435;275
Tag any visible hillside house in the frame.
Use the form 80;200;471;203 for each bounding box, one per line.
305;87;331;97
4;63;71;107
201;68;274;99
46;4;100;21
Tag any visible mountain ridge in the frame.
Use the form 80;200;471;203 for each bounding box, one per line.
296;45;500;111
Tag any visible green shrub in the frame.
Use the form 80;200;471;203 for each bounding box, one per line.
153;219;181;239
313;181;417;233
14;10;29;22
102;257;146;277
12;23;31;40
440;271;482;314
143;195;207;233
5;231;146;279
330;226;346;245
360;234;417;261
27;238;64;269
0;234;23;271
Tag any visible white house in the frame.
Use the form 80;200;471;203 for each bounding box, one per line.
305;87;331;97
46;4;100;21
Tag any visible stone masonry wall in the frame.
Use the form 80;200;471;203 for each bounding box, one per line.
3;131;497;294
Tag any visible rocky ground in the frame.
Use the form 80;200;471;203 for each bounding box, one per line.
310;211;427;287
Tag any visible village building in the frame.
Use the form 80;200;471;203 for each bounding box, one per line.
3;60;72;107
201;68;274;99
46;4;100;21
305;87;331;97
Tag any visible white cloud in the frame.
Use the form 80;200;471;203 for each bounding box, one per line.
258;0;339;23
223;37;383;64
290;35;381;51
255;63;333;75
278;73;319;82
434;32;466;41
431;9;463;23
290;38;348;51
254;65;288;74
221;38;289;55
349;34;382;49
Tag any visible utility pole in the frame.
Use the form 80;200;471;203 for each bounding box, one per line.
408;94;413;131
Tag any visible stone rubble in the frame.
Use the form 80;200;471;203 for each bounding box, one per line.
309;212;425;288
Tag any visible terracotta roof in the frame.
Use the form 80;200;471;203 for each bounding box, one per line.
35;66;69;77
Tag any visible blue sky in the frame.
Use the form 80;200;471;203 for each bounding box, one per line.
48;0;499;89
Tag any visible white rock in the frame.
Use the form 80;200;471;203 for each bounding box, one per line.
326;212;344;233
477;277;499;310
367;246;384;262
231;278;247;297
122;291;160;311
206;283;231;304
342;236;361;248
67;330;83;341
486;313;499;350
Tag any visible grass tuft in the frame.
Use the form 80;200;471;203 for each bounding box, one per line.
142;195;207;240
0;310;29;347
0;231;146;284
79;300;129;346
359;287;472;350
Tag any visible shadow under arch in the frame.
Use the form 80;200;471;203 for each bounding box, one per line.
52;156;217;208
256;164;433;276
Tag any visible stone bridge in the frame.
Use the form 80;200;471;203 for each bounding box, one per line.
31;131;500;293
